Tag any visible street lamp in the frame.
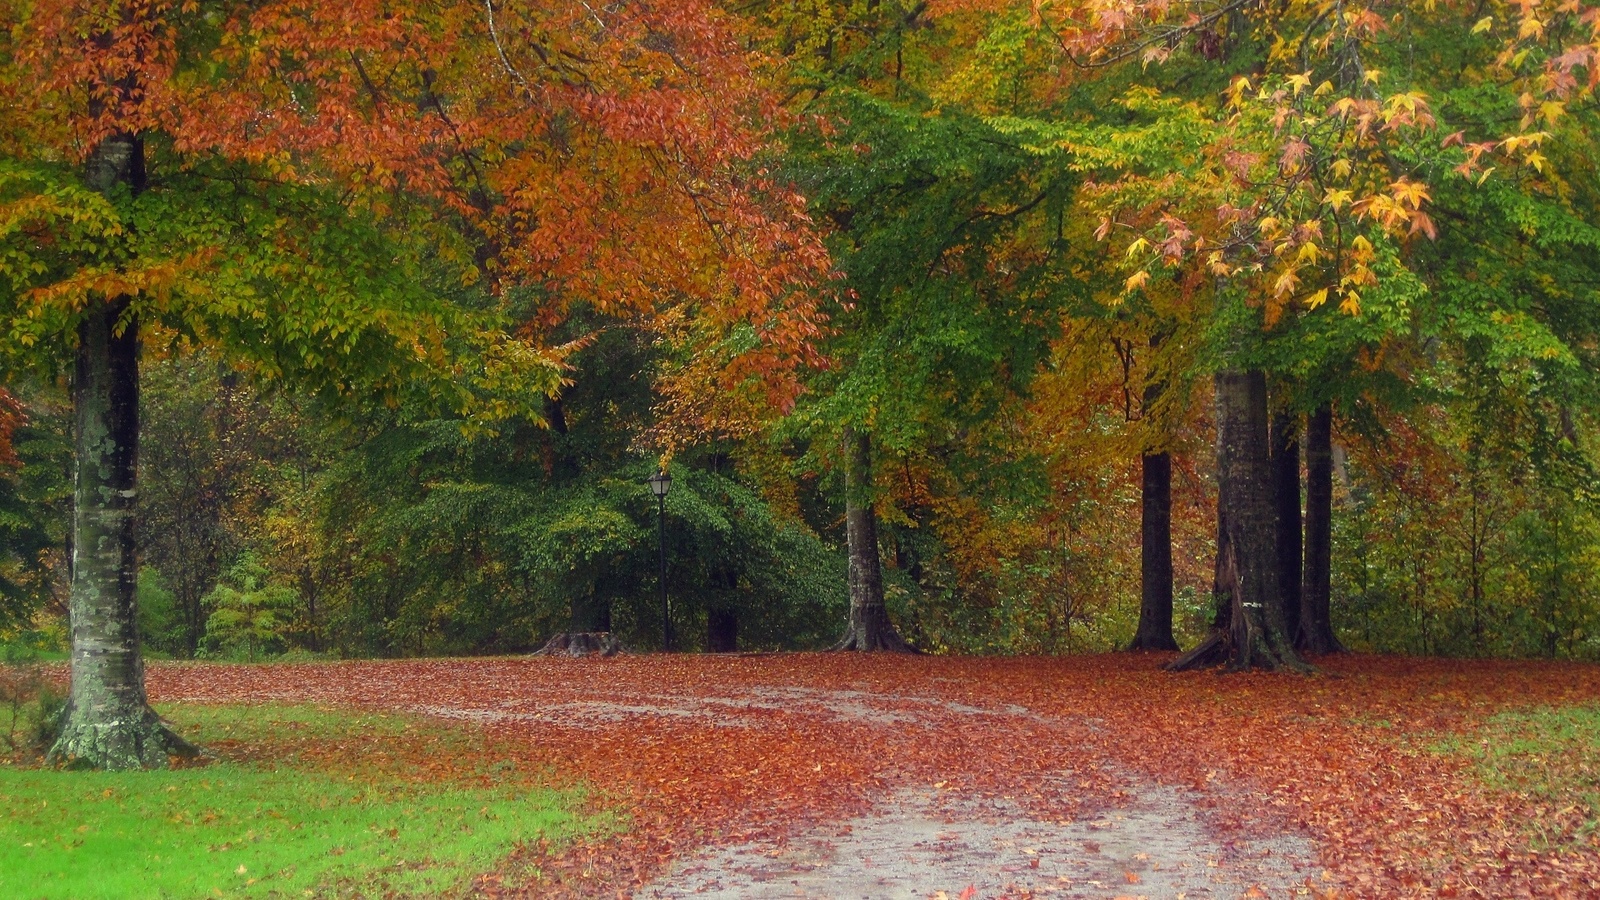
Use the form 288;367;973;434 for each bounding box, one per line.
647;469;673;651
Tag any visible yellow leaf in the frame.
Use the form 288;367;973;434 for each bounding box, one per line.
1297;242;1322;264
1273;267;1300;297
1472;15;1493;33
1125;237;1149;259
1363;68;1382;84
1329;158;1352;179
1324;188;1353;211
1125;270;1150;292
1306;288;1330;309
1339;289;1362;315
1287;72;1313;96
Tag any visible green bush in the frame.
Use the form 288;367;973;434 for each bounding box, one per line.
199;556;298;661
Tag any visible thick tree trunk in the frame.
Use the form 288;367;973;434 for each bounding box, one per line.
707;608;738;653
1169;371;1309;673
1271;410;1302;641
1297;403;1344;654
48;132;195;769
832;429;914;652
1128;450;1179;651
570;590;611;633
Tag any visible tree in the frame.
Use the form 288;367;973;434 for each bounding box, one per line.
1129;336;1180;651
1171;365;1310;672
1296;403;1343;653
773;3;1086;650
832;428;914;651
0;1;542;768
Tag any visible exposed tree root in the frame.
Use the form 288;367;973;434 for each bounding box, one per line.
535;632;624;657
1164;631;1229;671
1165;629;1314;674
830;620;920;653
48;703;199;771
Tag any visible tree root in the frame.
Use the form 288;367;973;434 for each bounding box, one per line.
535;632;624;657
1165;629;1315;674
1164;631;1229;671
830;623;920;653
48;704;200;771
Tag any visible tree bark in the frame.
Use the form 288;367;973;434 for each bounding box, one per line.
1271;410;1302;641
1129;450;1179;650
50;259;195;767
831;429;914;652
1169;370;1309;673
1297;403;1343;654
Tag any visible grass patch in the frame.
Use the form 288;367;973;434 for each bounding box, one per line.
0;702;603;899
1433;703;1600;848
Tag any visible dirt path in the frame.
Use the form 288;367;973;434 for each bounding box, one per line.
407;679;1315;897
639;780;1312;899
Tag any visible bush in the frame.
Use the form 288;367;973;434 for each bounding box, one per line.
199;555;298;661
1;652;64;757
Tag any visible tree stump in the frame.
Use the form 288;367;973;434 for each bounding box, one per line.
534;632;623;658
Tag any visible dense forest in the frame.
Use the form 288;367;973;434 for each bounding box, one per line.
0;0;1597;765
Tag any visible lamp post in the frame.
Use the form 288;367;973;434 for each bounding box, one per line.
647;469;673;651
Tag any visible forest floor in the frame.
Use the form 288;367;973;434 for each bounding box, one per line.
145;652;1600;899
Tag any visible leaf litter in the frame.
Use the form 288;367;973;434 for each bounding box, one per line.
146;653;1600;899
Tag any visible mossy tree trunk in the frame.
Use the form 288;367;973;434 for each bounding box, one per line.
46;129;195;770
1169;371;1310;673
832;429;915;652
1297;403;1344;654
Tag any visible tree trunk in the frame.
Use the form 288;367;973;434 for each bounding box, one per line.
1271;410;1302;641
50;269;195;768
707;608;738;653
1128;450;1179;650
1297;403;1343;654
831;429;914;652
1169;370;1309;673
570;590;611;633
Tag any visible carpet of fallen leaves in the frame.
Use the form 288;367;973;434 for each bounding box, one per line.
146;653;1600;899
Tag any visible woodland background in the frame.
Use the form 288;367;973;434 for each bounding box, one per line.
1;0;1598;666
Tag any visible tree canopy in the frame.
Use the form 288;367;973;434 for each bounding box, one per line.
0;0;1598;764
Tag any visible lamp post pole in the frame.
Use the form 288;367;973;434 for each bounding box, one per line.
647;469;674;652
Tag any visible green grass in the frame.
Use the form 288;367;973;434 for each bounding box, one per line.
1433;703;1600;848
0;703;602;899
